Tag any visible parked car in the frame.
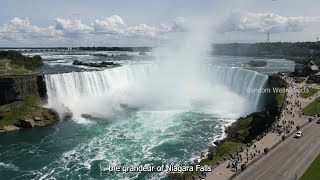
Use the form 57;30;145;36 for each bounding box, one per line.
294;131;303;138
317;119;320;124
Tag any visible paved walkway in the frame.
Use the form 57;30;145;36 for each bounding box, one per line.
235;118;320;180
205;74;316;180
4;61;12;74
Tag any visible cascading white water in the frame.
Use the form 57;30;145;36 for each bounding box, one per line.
45;64;268;117
210;66;268;107
44;65;155;117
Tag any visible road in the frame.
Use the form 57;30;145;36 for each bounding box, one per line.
234;119;320;180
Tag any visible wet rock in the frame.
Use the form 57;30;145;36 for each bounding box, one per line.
2;125;20;132
120;103;128;108
63;111;73;120
34;116;42;122
81;114;92;119
213;140;224;146
19;119;35;128
247;60;267;67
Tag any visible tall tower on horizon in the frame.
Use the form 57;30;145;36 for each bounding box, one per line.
267;32;270;43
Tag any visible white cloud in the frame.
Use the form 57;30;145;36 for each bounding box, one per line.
55;18;92;32
93;15;127;35
218;11;320;34
128;24;169;37
0;17;41;34
0;18;56;43
0;15;182;46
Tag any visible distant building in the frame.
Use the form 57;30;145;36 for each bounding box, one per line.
294;58;319;76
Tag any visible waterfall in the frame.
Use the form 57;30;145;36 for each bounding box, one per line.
44;64;268;116
209;66;268;107
44;65;151;116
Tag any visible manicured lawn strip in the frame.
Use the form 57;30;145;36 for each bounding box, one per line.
300;153;320;180
275;92;285;110
300;88;318;98
302;97;320;116
294;77;305;84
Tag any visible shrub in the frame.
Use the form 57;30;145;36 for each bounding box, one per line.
306;80;314;84
296;126;301;130
0;51;43;70
241;164;247;171
207;153;214;161
264;148;269;154
309;118;313;122
282;135;286;141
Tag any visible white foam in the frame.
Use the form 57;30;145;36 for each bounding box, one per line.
0;162;19;171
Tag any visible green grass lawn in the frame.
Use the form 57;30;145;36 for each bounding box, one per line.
300;88;319;98
300;153;320;180
0;60;6;67
169;141;244;179
294;77;306;84
0;95;57;128
302;97;320;116
7;69;30;74
0;60;7;72
275;92;286;110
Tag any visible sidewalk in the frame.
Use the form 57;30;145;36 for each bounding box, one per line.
205;74;314;180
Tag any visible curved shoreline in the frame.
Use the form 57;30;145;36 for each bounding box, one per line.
169;73;285;179
203;73;315;180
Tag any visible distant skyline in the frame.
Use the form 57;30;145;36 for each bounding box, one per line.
1;0;320;47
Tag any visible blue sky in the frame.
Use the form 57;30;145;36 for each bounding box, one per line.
1;0;320;46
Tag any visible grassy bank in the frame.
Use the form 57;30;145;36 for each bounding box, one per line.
0;51;41;76
294;77;306;84
169;111;276;180
0;95;58;128
0;51;43;70
300;153;320;180
225;112;275;143
269;74;287;112
302;97;320;116
168;141;244;179
0;60;31;75
275;92;285;111
168;74;284;179
300;88;318;99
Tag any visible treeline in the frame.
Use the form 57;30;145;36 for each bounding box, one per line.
213;42;320;64
0;51;44;70
78;46;152;52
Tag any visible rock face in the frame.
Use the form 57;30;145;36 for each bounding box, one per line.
1;125;20;132
34;117;42;122
19;119;36;128
81;114;92;119
73;60;121;68
0;75;47;105
63;111;73;120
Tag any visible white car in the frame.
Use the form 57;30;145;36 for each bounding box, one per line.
294;131;303;138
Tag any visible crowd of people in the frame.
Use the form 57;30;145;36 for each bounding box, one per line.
223;74;306;173
225;143;262;172
204;73;317;180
